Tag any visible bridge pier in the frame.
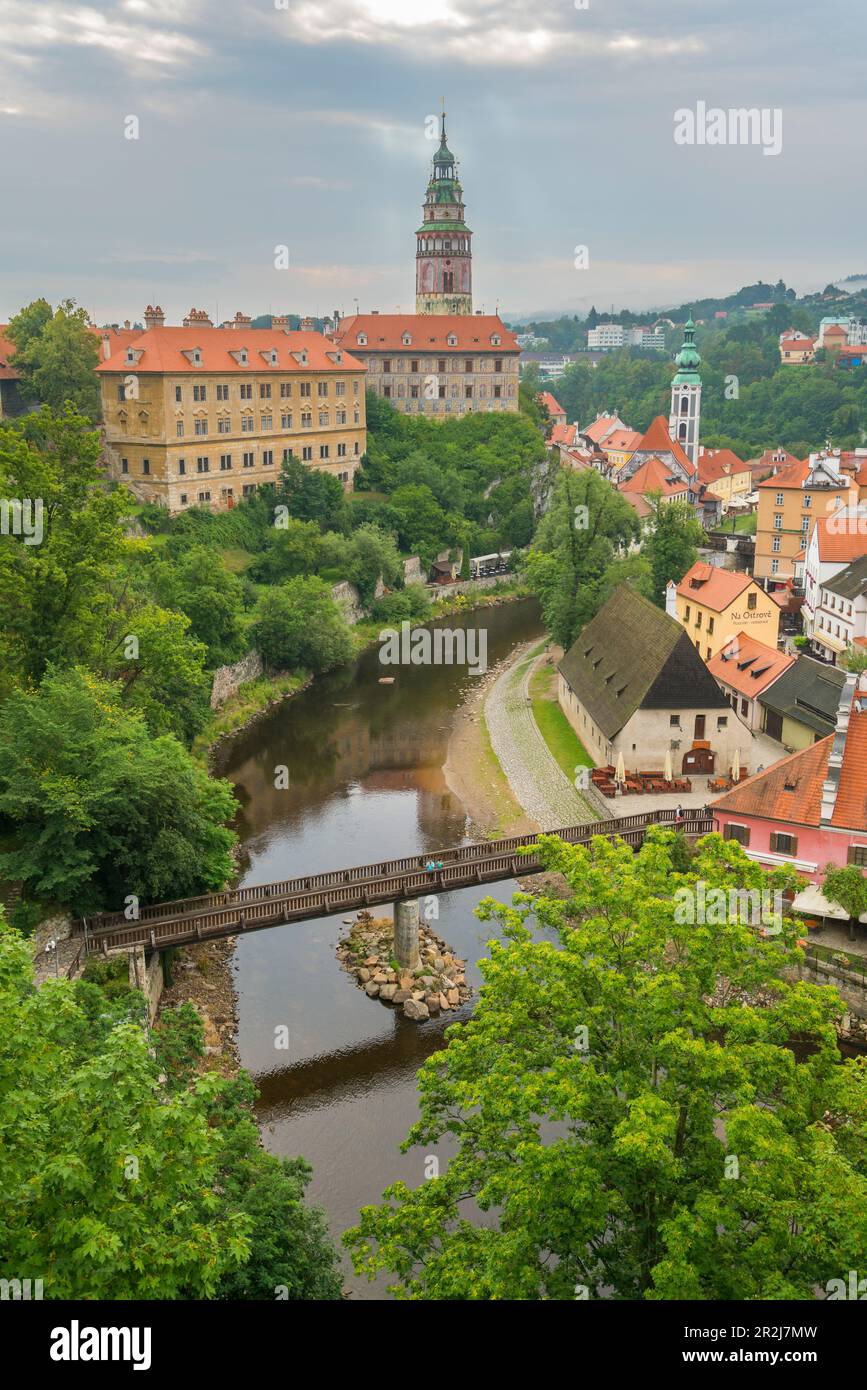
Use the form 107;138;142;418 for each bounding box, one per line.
394;898;421;973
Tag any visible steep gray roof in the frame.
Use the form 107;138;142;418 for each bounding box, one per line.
824;554;867;601
758;655;847;734
558;585;728;739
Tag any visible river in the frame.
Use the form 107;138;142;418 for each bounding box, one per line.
216;598;544;1297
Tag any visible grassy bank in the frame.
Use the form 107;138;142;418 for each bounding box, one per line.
193;670;311;765
528;655;593;781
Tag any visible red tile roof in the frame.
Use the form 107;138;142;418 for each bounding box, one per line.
0;329;19;381
697;448;748;485
713;695;867;831
634;414;695;475
706;632;794;699
619;455;688;499
539;391;565;417
581;413;625;445
550;422;579;447
603;428;642;453
96;326;365;375
810;507;867;563
676;561;756;610
332;313;518;353
757;458;811;488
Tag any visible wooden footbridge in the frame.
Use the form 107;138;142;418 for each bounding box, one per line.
76;808;715;957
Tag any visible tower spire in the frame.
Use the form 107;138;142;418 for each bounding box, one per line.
415;109;472;316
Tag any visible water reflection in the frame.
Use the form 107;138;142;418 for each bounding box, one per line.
220;599;544;1296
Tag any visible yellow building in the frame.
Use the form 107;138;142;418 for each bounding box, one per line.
97;308;367;512
754;454;860;585
667;561;781;662
696;448;751;504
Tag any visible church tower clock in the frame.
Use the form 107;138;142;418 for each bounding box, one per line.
415;110;473;316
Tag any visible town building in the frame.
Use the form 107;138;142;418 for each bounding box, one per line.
0;327;25;418
667;561;781;661
415;112;472;316
586;323;625;350
802;503;867;638
713;672;867;885
601;427;642;471
754;452;861;586
706;633;795;731
779;333;815;364
331;313;519;417
667;318;702;468
538;390;566;428
558;585;751;775
806;553;867;664
618;456;689;520
577;412;630;452
696;448;752;504
96;309;367;512
757;654;847;748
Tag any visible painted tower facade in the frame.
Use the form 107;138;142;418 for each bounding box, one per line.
415;112;472;316
668;316;702;467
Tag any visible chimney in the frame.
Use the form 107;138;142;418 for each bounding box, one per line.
820;672;858;824
183;308;213;328
299;316;315;332
123;319;131;330
144;305;165;330
101;334;112;361
271;314;290;330
232;311;252;329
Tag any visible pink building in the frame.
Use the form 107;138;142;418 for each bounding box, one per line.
712;672;867;883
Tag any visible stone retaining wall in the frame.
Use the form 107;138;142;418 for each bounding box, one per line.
209;649;264;709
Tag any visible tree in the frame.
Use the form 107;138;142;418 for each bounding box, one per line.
822;864;867;942
0;921;342;1299
205;1073;343;1301
346;522;403;605
346;829;867;1299
0;406;131;691
250;577;354;674
152;546;245;666
522;469;639;647
389;483;453;565
7;299;100;419
0;667;237;912
276;456;347;531
104;602;211;743
0;920;250;1297
643;499;705;606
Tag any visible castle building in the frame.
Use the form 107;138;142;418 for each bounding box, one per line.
97;308;366;512
668;317;702;467
415;112;472;316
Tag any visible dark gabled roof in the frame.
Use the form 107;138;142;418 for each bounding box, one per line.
558;585;728;739
823;554;867;602
757;655;847;734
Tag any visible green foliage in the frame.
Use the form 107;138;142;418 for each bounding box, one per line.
6;299;100;419
0;920;250;1297
0;668;237;912
276;456;347;531
821;865;867;925
151;545;246;666
643;500;705;607
0;406;131;692
370;586;432;624
522;469;640;647
104;602;211;742
345;830;866;1300
0;921;340;1299
250;577;355;674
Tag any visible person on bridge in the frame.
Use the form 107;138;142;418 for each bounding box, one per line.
674;804;685;829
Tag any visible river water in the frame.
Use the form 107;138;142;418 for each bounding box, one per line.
217;598;544;1297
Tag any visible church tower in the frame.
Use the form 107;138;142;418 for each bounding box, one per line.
669;316;702;467
415;110;472;316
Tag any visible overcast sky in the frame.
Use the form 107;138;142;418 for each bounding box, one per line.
1;0;864;325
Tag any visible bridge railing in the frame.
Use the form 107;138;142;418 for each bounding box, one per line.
80;810;716;947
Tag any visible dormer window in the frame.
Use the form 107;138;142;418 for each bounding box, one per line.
447;334;457;347
402;334;412;346
357;333;367;346
193;350;201;365
491;334;501;346
240;350;247;364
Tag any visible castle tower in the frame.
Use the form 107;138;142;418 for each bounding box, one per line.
669;316;702;467
415;110;472;316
